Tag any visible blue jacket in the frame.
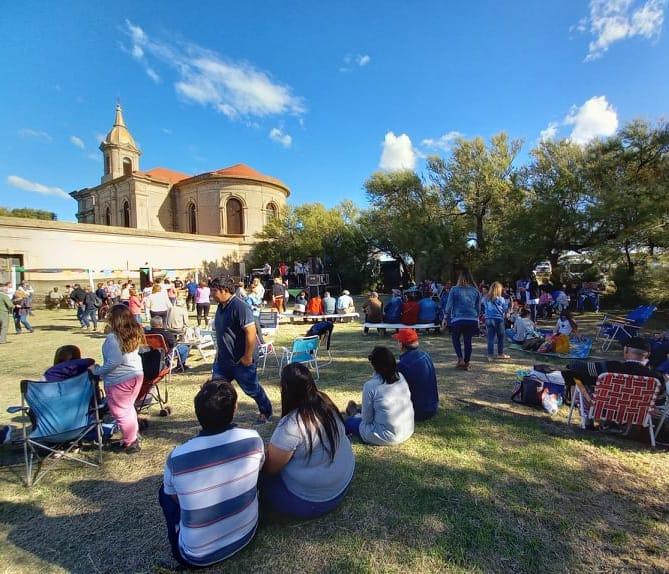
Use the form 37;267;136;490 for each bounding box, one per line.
417;298;438;323
384;296;402;323
444;285;481;323
44;358;95;382
482;296;508;321
397;347;438;421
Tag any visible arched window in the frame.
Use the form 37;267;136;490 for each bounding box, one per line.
123;157;132;176
188;202;197;234
104;155;111;175
226;198;244;235
104;206;111;226
265;202;278;225
122;201;130;228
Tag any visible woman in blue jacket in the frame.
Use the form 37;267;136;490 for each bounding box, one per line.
444;270;481;371
482;281;510;361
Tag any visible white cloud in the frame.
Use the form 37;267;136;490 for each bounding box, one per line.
161;127;173;134
379;132;416;171
539;121;559;142
565;96;619;144
145;67;161;83
269;127;292;148
86;153;99;162
7;175;70;200
18;128;52;143
578;0;665;61
69;135;85;150
94;132;106;143
340;53;371;72
421;131;463;152
122;20;304;119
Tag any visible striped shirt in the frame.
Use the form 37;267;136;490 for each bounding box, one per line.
163;426;265;566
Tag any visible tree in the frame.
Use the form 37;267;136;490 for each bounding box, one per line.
0;207;57;220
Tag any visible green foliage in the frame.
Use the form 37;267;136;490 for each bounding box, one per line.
0;206;57;220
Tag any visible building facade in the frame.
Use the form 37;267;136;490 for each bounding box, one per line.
70;104;289;238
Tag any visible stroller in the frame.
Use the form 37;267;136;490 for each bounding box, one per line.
135;348;172;416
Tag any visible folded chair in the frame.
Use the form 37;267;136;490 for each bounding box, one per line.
596;305;657;352
281;335;321;379
19;371;103;487
145;334;182;381
567;372;661;447
192;328;217;361
136;348;172;416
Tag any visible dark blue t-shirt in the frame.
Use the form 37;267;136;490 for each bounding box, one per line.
213;296;258;367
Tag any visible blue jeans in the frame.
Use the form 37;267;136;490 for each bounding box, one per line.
260;472;350;519
176;344;189;367
14;314;33;333
76;305;85;327
450;320;478;362
344;415;362;436
212;361;272;417
486;318;505;355
82;308;98;329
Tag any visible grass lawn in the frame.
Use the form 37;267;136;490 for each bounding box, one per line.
0;304;668;573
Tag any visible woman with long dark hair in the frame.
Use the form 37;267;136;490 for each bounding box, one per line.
344;346;414;446
444;269;481;370
91;304;145;453
262;363;355;519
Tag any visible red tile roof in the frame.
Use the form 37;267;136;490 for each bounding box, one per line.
139;167;190;184
208;163;288;191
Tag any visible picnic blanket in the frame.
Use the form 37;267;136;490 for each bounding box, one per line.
507;336;593;360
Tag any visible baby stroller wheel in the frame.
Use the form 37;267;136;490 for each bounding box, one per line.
159;406;172;417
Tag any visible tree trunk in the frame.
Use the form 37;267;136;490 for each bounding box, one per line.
624;241;635;275
476;215;485;253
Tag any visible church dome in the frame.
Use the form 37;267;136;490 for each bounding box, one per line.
103;104;139;151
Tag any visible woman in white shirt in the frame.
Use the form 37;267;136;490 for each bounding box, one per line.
147;283;172;323
554;310;578;336
344;346;414;446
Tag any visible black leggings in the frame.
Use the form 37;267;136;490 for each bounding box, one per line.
196;303;210;327
450;320;479;363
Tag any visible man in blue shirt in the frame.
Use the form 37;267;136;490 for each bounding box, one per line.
211;277;272;423
384;289;403;323
185;278;198;312
394;329;439;421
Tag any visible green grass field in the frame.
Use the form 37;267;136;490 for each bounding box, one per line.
0;306;668;573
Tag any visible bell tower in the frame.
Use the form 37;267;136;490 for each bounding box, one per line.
99;103;141;183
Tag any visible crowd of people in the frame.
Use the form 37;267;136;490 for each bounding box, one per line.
2;266;667;569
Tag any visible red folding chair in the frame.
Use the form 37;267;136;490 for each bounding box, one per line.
145;334;181;383
136;348;172;417
568;372;662;447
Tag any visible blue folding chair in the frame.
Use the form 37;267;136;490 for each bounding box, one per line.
19;371;103;487
281;335;321;379
596;305;657;351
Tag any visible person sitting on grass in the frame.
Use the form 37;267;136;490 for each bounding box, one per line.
159;380;264;568
262;363;355;519
554;310;578;337
146;316;190;370
508;308;539;342
394;329;439;421
344;346;414;445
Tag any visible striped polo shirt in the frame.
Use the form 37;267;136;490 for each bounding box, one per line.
163;425;265;566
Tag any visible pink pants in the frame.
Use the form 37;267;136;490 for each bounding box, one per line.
105;375;144;446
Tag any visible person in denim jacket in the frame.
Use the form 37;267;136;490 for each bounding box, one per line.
444;270;481;371
482;281;510;361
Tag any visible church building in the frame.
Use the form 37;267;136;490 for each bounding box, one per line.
70;104;289;237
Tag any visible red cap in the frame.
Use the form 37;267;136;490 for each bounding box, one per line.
393;328;419;345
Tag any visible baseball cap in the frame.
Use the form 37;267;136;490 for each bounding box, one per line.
393;329;419;345
625;337;651;353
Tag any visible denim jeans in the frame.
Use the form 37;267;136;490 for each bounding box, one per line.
176;343;189;367
76;305;85;327
486;318;505;355
82;308;98;329
260;472;350;519
212;361;272;417
344;415;362;436
14;314;33;333
450;320;478;362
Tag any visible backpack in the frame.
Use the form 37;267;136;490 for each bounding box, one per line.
511;376;543;407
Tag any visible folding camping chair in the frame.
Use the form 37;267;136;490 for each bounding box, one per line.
306;321;333;367
281;335;321;379
19;371;103;487
567;372;661;447
257;335;281;374
596;305;657;351
136;348;172;416
145;334;182;381
259;310;280;336
191;328;217;361
653;379;668;441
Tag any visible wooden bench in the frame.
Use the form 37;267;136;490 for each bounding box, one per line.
363;322;441;333
282;312;360;323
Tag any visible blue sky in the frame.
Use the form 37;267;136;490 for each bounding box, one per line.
1;0;667;221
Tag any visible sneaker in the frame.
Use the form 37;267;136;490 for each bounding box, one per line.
456;359;465;369
124;440;141;454
498;354;511;360
463;362;471;371
487;355;494;362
